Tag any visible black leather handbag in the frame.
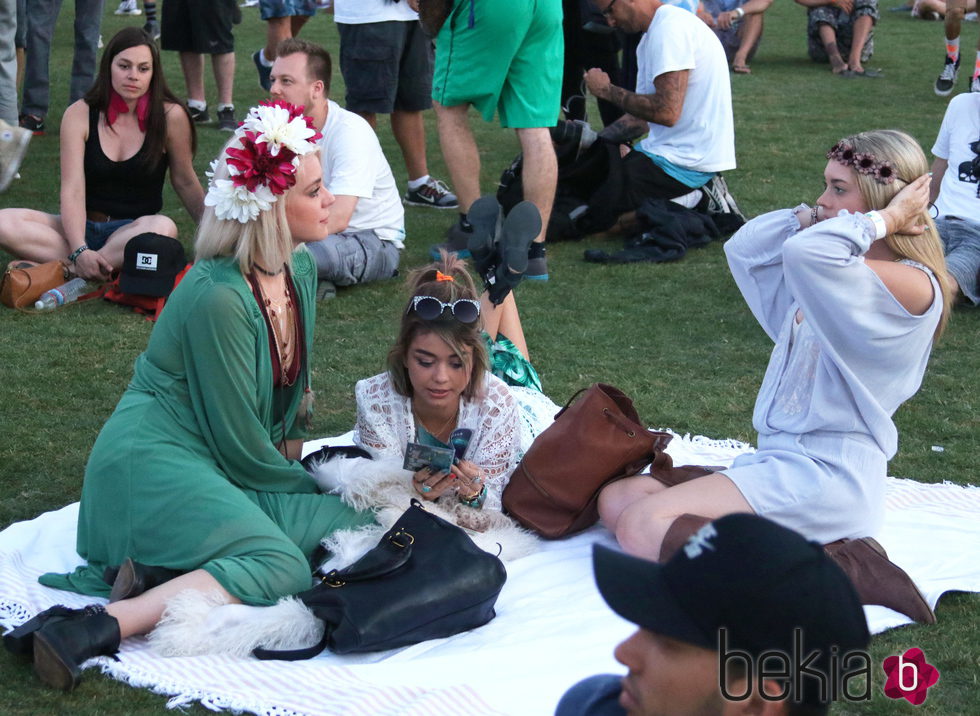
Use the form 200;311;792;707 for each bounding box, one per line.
253;500;507;658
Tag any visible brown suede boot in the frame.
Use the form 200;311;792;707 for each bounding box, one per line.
824;537;936;624
659;514;713;562
646;451;723;489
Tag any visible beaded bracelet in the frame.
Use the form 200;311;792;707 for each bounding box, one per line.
68;245;89;264
459;484;488;509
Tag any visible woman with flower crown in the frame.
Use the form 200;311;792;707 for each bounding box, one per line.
0;27;204;281
2;102;374;691
598;129;954;624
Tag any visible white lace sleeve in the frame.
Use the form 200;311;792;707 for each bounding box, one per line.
353;374;413;461
460;375;524;511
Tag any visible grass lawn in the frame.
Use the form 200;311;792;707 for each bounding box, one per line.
0;2;977;713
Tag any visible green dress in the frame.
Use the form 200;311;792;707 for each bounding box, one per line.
39;251;372;606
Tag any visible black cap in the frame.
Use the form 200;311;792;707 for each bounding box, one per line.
119;233;187;297
593;514;870;706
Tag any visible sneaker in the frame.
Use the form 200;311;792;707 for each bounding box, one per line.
217;106;237;132
253;50;272;91
972;74;980;93
188;104;210;124
526;242;548;281
240;0;259;6
701;173;747;223
316;279;337;301
403;177;458;209
114;0;141;15
934;55;959;96
18;113;44;135
143;19;160;41
429;217;473;259
0;119;32;193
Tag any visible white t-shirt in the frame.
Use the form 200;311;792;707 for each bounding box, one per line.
320;99;405;245
334;0;418;24
635;5;736;174
931;92;980;220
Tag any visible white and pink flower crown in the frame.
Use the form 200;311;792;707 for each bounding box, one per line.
204;101;323;224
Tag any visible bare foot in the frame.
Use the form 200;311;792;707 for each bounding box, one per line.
831;58;849;74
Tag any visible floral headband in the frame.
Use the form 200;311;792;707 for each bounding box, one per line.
826;141;901;185
204;100;322;223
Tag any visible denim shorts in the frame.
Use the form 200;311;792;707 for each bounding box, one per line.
85;219;133;251
259;0;316;21
936;215;980;305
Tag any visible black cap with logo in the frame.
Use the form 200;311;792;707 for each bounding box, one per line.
119;233;186;297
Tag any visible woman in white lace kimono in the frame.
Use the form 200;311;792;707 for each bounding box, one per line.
353;253;556;512
598;129;954;623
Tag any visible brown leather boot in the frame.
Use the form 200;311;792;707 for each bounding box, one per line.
824;537;936;624
659;514;713;562
108;557;184;602
646;451;722;489
33;604;120;691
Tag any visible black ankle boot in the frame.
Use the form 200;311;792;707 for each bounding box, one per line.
33;604;120;691
109;557;183;602
3;605;80;657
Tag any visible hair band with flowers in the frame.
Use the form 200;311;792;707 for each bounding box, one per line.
204;100;322;224
826;141;899;186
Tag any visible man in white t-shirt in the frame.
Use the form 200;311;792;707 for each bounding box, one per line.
584;0;741;220
930;92;980;305
332;0;456;210
269;38;405;294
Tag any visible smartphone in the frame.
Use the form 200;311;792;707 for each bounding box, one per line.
403;442;455;473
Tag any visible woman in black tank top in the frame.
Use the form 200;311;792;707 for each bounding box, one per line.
0;27;204;281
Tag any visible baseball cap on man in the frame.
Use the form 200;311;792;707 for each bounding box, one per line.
119;233;187;297
593;514;870;706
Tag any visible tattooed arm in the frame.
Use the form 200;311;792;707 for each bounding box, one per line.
584;67;689;128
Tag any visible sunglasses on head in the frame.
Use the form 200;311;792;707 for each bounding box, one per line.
407;295;481;324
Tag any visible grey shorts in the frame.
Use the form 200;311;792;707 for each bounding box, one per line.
807;0;879;63
336;20;433;115
305;230;401;286
936;216;980;305
161;0;238;55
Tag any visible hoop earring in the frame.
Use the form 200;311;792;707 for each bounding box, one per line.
928;202;939;220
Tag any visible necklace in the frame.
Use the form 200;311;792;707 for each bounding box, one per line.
251;271;296;386
413;405;459;441
252;262;284;277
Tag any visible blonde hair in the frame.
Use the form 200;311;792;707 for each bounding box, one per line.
835;129;954;338
194;138;315;274
387;251;489;401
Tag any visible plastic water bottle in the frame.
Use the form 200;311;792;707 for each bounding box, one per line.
35;277;88;310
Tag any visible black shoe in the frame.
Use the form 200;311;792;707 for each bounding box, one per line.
430;216;473;259
143;19;160;41
487;201;541;304
188;104;210;124
253;50;272;91
108;557;184;603
216;106;237;132
934;55;959;96
466;196;503;281
33;605;120;691
18;113;44;135
526;240;548;281
3;605;79;657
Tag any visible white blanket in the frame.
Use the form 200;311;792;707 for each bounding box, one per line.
2;432;979;716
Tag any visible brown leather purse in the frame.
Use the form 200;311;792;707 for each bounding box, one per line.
0;260;70;309
502;383;672;539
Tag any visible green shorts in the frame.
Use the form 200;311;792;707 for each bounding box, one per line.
432;0;563;128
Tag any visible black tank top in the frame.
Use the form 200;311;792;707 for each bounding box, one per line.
84;104;168;219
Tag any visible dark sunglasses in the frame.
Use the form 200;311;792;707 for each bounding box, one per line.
407;295;481;323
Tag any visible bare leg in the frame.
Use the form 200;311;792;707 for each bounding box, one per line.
847;16;874;73
480;291;530;359
264;17;293;60
353;110;378;130
106;569;239;638
515;127;557;245
290;15;310;38
434;100;479;213
97;214;177;268
0;209;68;261
601;473;754;559
179;52;205;103
818;25;848;73
391;109;429;182
211;52;235;107
732;15;763;70
945;0;965;44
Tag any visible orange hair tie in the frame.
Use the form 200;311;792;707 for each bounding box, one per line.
435;271;454;282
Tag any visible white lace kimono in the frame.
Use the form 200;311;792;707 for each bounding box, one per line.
353;372;558;511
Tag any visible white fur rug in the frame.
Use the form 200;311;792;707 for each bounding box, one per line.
2;431;979;716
